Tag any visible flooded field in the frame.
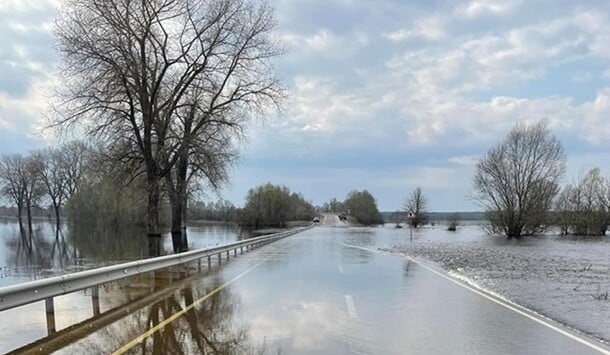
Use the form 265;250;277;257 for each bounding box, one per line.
0;219;243;288
375;224;610;345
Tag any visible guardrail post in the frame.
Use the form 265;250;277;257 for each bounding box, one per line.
208;255;211;268
234;249;237;257
240;246;243;255
45;297;56;335
226;251;229;259
198;258;202;272
218;253;221;264
91;285;100;316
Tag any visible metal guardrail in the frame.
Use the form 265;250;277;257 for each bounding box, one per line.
0;226;312;313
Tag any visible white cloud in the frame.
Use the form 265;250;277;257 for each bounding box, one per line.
457;0;521;18
0;0;56;12
449;155;480;166
4;0;610;211
281;29;342;54
383;16;444;42
580;89;610;144
0;75;56;142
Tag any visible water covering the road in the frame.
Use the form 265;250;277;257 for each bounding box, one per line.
0;223;608;354
374;223;610;345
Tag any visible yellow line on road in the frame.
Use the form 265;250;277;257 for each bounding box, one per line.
112;258;268;355
342;243;610;355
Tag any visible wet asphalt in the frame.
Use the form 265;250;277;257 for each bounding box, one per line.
3;226;609;354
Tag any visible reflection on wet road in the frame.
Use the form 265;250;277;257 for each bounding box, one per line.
2;226;609;354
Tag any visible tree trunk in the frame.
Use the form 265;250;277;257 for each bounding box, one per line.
169;190;183;254
53;200;61;238
147;174;162;257
26;199;33;237
17;202;25;234
169;157;189;253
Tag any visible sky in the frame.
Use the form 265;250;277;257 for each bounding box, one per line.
1;0;610;212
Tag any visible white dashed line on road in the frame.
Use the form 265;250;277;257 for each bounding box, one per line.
345;294;358;319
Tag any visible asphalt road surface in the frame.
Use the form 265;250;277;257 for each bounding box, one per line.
4;226;609;354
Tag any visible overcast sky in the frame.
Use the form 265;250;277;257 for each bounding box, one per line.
1;0;610;211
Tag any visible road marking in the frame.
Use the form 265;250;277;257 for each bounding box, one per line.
342;243;610;355
345;294;358;319
338;264;344;273
112;258;269;355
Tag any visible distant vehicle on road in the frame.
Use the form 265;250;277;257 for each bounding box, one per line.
313;217;320;223
338;213;346;221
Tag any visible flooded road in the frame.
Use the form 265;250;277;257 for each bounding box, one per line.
2;225;607;354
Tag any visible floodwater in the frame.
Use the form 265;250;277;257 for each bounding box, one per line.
380;223;610;345
0;219;243;288
1;224;608;354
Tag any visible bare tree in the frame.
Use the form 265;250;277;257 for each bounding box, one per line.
556;168;608;236
32;148;68;232
165;110;241;252
405;187;428;228
473;120;566;238
0;155;28;233
60;141;89;199
53;0;284;246
447;212;460;231
554;184;573;235
23;156;45;237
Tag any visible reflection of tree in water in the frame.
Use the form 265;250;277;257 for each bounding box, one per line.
142;274;268;355
66;221;149;262
2;222;79;280
1;219;153;283
72;271;272;354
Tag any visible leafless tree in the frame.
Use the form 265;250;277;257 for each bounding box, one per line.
405;187;428;228
554;185;573;235
23;156;45;237
0;155;28;233
31;148;68;233
52;0;284;244
555;168;608;236
165;109;241;251
447;212;460;231
473;120;566;238
60;141;89;199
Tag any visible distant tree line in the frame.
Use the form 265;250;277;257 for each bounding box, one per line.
188;200;238;222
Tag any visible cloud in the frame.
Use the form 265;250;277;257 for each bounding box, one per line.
383;16;445;42
580;89;610;144
4;0;610;211
281;29;342;54
449;155;480;166
456;0;521;18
